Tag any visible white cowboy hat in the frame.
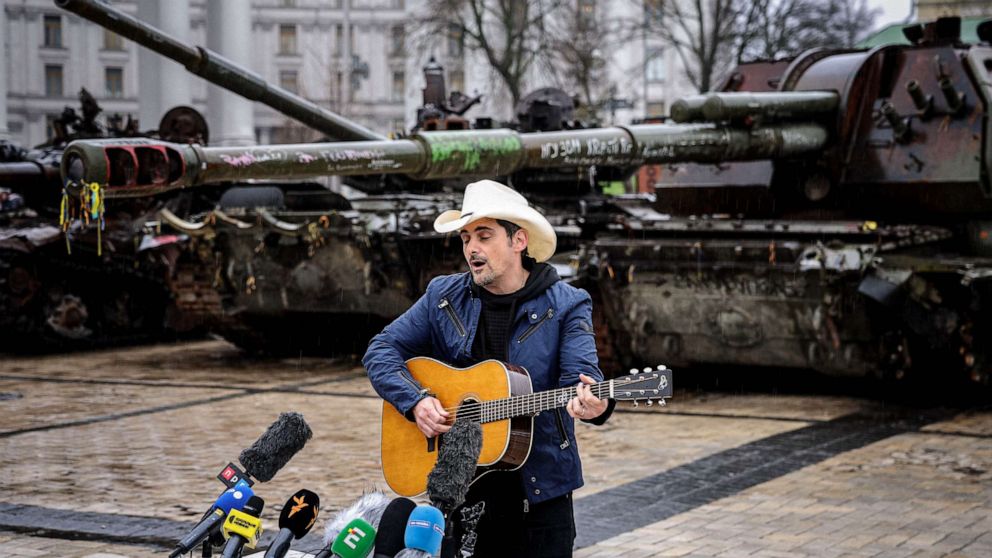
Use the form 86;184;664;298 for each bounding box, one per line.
433;179;557;263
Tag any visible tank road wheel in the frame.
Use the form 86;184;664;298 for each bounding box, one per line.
45;293;93;340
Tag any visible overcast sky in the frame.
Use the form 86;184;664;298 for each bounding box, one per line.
868;0;914;28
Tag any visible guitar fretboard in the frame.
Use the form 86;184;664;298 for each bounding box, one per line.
460;381;612;424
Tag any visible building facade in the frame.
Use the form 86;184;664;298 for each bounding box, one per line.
2;0;413;147
915;0;992;20
1;0;689;148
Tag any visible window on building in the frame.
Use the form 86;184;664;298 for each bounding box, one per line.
578;0;596;29
447;24;463;57
46;114;59;141
279;70;299;93
279;24;298;54
392;70;405;102
390;25;405;56
105;67;123;98
332;71;343;102
646;53;666;82
334;24;343;56
45;65;63;97
646;101;666;117
43;15;62;48
644;0;665;22
282;0;296;6
103;29;124;51
449;68;464;93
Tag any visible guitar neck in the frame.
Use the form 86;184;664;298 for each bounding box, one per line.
471;381;613;424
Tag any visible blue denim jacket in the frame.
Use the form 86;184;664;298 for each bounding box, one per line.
363;271;602;504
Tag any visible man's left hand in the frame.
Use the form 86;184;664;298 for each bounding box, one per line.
566;374;607;421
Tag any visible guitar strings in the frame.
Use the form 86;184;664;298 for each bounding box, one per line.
440;383;613;423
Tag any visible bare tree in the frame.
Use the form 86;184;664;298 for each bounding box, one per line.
640;0;750;93
416;0;565;107
737;0;880;62
544;1;626;121
818;0;880;48
641;0;879;94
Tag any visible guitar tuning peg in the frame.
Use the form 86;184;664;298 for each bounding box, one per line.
628;368;638;375
632;400;639;407
657;364;668;371
646;399;653;407
642;367;652;373
658;399;666;407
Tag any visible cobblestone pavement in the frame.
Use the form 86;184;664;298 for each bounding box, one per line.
0;340;988;557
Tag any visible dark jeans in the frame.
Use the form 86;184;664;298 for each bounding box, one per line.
441;471;575;558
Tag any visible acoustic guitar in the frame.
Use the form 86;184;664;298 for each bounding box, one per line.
381;356;673;497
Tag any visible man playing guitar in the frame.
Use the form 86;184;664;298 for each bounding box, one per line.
364;179;614;557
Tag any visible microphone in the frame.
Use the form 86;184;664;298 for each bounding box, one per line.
372;498;417;558
427;418;482;556
321;490;392;548
404;505;444;557
169;480;255;558
263;489;320;558
327;517;376;558
426;419;482;516
239;412;313;482
220;495;265;558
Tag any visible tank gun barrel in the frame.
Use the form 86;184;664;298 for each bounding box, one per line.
671;91;839;123
62;123;829;198
0;162;61;187
54;0;386;142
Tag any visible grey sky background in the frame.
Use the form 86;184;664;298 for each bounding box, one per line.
869;0;914;28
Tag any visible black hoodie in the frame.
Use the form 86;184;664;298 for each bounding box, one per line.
470;262;560;362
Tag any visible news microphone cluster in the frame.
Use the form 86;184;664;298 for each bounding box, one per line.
170;412;313;556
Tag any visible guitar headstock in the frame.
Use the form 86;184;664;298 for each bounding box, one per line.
612;365;673;407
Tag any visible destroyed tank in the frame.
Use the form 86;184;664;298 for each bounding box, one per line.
0;88;216;351
57;0;991;384
595;17;992;384
59;0;814;359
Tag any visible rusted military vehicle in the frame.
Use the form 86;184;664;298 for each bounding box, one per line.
0;88;214;351
595;17;992;384
57;0;991;384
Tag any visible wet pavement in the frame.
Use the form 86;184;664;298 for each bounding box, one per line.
0;340;989;557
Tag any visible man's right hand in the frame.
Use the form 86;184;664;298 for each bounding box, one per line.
413;397;451;438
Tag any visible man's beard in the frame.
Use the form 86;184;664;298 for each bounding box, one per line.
473;270;495;286
470;255;495;286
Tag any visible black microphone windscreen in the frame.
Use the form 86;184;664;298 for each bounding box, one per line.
239;412;313;482
373;498;417;558
278;489;320;538
427;419;482;515
244;495;265;517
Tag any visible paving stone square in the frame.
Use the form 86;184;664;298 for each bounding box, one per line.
1;340;990;557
